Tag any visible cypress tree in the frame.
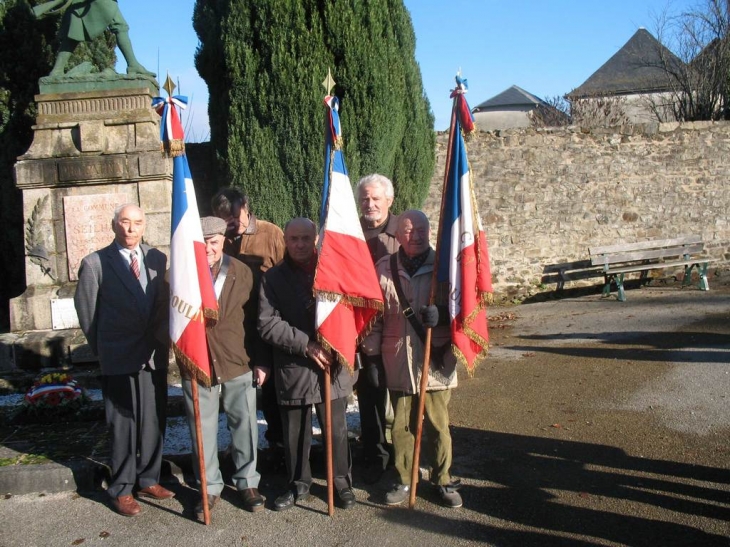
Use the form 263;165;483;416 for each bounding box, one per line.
194;0;434;226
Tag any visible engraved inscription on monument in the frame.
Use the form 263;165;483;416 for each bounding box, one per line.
58;157;126;183
64;194;130;280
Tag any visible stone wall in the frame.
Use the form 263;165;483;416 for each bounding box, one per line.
423;121;730;299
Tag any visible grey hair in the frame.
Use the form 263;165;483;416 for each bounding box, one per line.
113;203;143;223
356;173;394;200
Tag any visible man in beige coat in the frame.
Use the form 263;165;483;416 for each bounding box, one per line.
361;210;462;508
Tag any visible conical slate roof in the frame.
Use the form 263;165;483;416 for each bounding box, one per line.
570;28;682;97
472;85;546;111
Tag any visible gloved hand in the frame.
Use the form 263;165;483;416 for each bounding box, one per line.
363;354;385;388
419;305;439;328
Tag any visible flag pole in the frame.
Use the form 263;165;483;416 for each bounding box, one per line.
408;94;460;510
324;367;335;516
190;379;210;525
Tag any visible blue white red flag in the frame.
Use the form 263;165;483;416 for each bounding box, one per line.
314;93;383;370
436;75;492;375
153;95;218;386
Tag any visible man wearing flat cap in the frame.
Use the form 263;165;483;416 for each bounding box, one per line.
181;216;265;520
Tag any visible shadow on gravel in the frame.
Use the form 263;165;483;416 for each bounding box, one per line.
421;426;730;547
510;330;730;364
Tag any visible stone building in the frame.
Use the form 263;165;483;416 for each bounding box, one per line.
471;85;552;131
568;28;681;124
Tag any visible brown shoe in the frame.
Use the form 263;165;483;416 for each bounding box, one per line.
241;487;265;513
111;495;141;517
137;484;175;500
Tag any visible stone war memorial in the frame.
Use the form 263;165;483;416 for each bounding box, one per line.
6;3;170;370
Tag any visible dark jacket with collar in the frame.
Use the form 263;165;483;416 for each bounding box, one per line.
258;253;354;406
361;213;400;264
74;241;168;375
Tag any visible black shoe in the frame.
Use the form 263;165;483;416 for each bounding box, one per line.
274;488;310;511
195;494;219;521
337;487;356;509
363;463;385;485
241;487;265;513
274;490;295;511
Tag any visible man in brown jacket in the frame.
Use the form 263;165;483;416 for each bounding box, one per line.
211;188;286;451
181;217;265;520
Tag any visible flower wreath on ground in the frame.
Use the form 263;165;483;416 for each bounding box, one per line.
23;372;90;418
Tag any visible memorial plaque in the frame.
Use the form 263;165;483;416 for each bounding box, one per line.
64;194;130;280
51;298;80;330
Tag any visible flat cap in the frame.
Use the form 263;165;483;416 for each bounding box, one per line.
200;216;227;238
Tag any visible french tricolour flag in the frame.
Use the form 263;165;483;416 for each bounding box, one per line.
314;95;383;370
436;82;492;375
154;95;218;386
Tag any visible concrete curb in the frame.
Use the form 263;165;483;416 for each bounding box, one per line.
0;455;191;496
0;459;105;495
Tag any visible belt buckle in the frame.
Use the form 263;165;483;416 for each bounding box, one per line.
403;307;414;318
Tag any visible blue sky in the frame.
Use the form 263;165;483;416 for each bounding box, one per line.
120;0;694;141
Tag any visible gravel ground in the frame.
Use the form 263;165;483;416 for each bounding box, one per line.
0;285;728;546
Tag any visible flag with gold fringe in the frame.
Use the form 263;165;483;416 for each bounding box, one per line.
153;89;218;386
314;73;383;370
436;74;492;376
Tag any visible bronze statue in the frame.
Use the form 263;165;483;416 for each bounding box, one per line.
33;0;155;78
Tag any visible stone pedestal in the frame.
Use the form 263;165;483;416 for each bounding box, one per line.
10;84;172;337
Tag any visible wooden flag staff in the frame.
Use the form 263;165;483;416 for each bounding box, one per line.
408;94;460;510
190;379;210;525
324;367;335;516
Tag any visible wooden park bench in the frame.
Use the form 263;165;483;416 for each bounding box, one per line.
588;235;718;302
541;259;603;291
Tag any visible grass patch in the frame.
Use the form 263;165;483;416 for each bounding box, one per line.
0;453;51;466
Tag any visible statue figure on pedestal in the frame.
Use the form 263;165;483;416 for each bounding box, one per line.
33;0;155;79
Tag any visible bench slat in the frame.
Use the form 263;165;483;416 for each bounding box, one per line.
589;235;702;256
590;244;704;266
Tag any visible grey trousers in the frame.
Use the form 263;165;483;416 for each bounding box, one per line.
183;372;260;495
102;367;167;498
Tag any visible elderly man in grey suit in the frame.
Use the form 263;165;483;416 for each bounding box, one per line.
74;203;172;517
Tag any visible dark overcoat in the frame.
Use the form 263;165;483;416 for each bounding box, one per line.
258;255;354;406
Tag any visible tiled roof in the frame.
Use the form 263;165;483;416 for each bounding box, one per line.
472;85;546;111
570;28;682;97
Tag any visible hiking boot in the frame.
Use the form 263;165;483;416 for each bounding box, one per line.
384;483;409;506
437;481;463;508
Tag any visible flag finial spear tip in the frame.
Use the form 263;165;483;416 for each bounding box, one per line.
322;68;336;96
163;73;176;97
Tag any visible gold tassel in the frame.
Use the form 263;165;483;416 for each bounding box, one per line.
173;344;212;388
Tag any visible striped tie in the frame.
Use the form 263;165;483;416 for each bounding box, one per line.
130;251;140;279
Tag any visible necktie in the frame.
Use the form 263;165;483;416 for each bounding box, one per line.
130;251;140;280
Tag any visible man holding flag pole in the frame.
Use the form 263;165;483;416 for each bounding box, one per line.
257;70;384;515
362;73;492;509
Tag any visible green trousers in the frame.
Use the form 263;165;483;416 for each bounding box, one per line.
390;389;452;486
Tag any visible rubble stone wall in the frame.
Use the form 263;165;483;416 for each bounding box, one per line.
423;121;730;299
